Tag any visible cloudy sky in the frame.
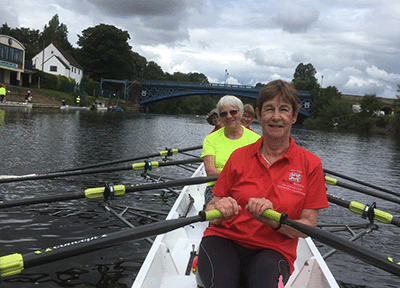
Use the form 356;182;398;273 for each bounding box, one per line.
3;0;400;98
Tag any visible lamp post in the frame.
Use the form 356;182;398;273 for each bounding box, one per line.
321;75;324;88
224;69;228;85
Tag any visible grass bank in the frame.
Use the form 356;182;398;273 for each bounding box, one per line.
4;85;139;112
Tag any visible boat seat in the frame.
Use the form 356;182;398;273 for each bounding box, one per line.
196;270;205;288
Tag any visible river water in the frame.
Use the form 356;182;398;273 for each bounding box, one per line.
0;107;399;288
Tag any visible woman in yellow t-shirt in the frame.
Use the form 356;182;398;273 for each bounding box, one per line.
201;95;260;204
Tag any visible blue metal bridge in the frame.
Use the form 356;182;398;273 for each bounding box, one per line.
139;81;313;117
100;78;313;117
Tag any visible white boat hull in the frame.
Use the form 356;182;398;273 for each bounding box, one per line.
60;105;89;110
132;164;339;288
0;101;32;108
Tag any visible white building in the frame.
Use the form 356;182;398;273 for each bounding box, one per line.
32;42;83;84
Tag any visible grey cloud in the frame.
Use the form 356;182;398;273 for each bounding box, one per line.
86;0;186;16
273;8;320;33
244;48;292;68
129;25;190;45
1;5;20;28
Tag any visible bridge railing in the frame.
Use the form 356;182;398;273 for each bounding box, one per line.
141;80;258;90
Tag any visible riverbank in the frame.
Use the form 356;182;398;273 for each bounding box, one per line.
3;85;140;111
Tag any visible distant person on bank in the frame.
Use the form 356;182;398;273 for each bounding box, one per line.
0;85;6;103
206;108;224;134
197;80;329;288
76;96;81;106
25;91;32;104
201;95;260;204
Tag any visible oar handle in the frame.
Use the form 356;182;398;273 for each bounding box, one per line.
204;209;282;222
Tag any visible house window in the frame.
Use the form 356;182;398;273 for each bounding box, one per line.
50;66;57;72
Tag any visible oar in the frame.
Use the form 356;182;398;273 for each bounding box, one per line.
54;145;203;173
327;193;400;228
258;209;400;277
325;176;400;205
0;209;221;278
0;158;203;184
2;208;400;279
324;168;400;198
0;176;218;209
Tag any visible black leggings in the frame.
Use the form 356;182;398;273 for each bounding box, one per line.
198;236;290;288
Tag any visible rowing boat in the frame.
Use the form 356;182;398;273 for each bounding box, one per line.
60;105;89;110
132;163;339;288
0;101;32;108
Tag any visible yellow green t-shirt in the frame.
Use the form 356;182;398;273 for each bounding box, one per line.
201;126;260;185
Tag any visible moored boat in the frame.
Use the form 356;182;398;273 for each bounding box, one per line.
60;105;89;110
132;163;339;288
0;101;32;108
90;101;108;111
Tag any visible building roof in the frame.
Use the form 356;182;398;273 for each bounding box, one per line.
52;42;83;70
55;55;70;69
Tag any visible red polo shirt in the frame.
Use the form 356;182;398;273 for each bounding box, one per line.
203;137;329;273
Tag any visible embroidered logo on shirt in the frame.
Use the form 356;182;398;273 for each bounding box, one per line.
289;172;301;183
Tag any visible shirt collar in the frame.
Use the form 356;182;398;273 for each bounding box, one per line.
251;137;297;164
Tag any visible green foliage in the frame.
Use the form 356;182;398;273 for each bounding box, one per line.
143;61;165;80
76;24;135;81
304;96;352;129
33;71;75;93
311;86;342;119
360;93;382;116
375;116;389;128
80;75;101;97
292;63;319;91
41;14;72;52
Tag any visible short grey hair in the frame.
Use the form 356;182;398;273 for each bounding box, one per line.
216;95;244;116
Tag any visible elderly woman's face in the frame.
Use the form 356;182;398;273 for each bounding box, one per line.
257;97;297;139
241;111;254;128
219;105;241;129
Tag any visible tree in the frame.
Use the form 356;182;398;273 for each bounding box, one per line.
303;85;353;129
131;51;147;80
360;93;382;116
143;61;165;80
76;24;136;81
311;85;342;119
188;72;209;83
292;63;318;91
41;14;73;52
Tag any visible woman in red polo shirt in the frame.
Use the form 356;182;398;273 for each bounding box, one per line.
197;80;329;288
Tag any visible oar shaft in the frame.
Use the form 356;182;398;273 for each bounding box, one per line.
324;168;400;197
0;192;86;209
0;176;217;209
125;175;217;193
325;176;400;205
281;216;400;277
0;211;212;278
54;145;203;173
0;158;202;184
0;165;131;184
